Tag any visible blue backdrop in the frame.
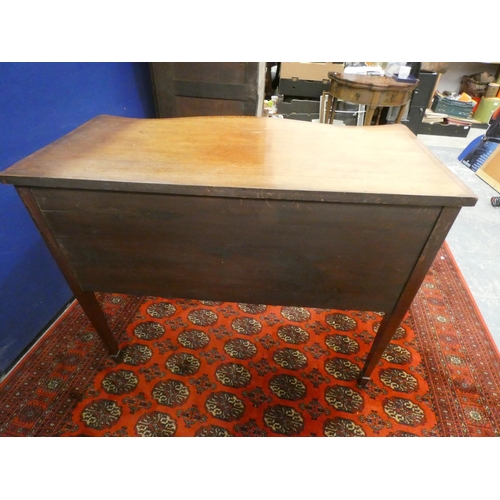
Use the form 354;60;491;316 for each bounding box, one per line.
0;62;156;376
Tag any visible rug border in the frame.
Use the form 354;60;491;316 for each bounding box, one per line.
0;298;76;382
442;241;500;358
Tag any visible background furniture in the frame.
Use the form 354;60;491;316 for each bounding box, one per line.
0;116;477;385
276;63;346;122
150;62;264;118
322;73;419;126
405;71;440;134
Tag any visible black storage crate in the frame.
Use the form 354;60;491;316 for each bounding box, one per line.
418;122;470;138
278;78;330;99
277;98;320;122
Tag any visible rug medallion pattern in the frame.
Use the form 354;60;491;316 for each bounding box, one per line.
0;245;499;436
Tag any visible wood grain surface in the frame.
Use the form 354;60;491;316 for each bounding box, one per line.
32;187;441;311
0;115;477;207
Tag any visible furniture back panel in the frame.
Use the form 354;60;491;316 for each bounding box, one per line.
33;188;440;311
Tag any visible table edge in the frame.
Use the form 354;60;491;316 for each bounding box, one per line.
0;176;478;207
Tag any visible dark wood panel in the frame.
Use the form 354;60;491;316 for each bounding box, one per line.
34;188;439;311
174;81;248;100
150;62;261;118
172;62;247;84
175;96;245;117
16;187;120;355
359;205;461;382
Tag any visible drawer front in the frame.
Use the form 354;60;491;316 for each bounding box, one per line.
379;89;413;106
331;82;413;107
330;83;375;104
33;188;440;312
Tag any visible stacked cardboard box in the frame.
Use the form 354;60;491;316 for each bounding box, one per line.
277;63;344;121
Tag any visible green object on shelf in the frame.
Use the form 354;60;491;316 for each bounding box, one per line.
431;94;474;118
474;98;500;124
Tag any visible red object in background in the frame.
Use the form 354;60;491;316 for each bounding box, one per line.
472;97;481;114
486;105;500;139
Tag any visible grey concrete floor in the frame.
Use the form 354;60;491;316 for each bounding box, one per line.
418;128;500;351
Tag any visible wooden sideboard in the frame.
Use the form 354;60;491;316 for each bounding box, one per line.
0;116;477;385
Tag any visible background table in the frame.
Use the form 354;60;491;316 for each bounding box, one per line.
322;72;419;126
0;116;477;385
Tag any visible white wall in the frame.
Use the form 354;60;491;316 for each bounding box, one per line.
436;62;499;93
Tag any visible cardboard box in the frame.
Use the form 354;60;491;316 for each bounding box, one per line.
280;62;344;82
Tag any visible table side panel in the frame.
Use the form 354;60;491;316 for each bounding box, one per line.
32;188;442;311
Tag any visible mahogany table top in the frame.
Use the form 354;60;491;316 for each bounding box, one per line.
0;115;476;207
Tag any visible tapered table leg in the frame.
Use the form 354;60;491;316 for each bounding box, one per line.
328;97;338;124
395;103;409;124
364;106;377;126
357;309;407;386
357;206;462;386
16;187;120;356
69;291;120;355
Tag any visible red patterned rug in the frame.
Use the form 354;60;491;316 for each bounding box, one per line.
1;243;499;437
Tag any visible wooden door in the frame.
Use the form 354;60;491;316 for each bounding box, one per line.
150;62;263;118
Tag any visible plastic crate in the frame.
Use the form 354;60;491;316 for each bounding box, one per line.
431;95;474;118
